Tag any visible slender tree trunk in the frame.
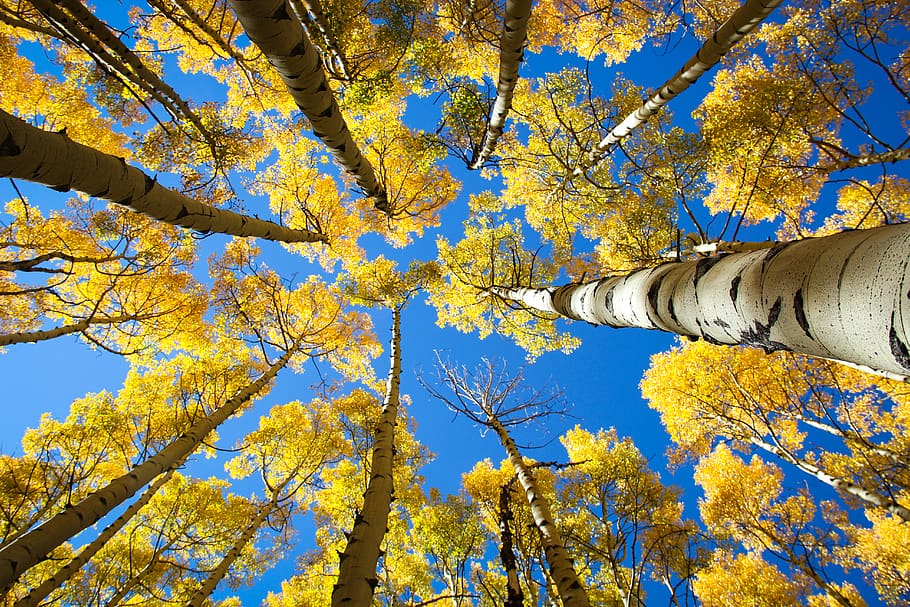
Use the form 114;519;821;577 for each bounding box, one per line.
184;500;275;607
748;437;910;521
332;307;401;606
816;148;910;173
491;223;910;377
288;0;352;80
0;109;325;243
575;0;783;173
489;419;590;607
469;0;532;170
0;344;298;589
794;416;907;466
227;0;387;211
45;0;210;139
28;0;196;131
498;485;525;607
0;314;142;346
13;466;181;607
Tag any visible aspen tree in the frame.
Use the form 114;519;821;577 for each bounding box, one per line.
424;358;591;607
227;0;388;210
0;109;326;243
491;223;910;377
469;0;533;169
0;340;301;589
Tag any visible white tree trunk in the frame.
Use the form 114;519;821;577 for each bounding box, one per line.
288;0;351;80
469;0;533;170
332;308;401;606
0;109;324;243
0;345;297;589
491;420;590;607
491;223;910;377
45;0;210;138
576;0;783;173
227;0;387;210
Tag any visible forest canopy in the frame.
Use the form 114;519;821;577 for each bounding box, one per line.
0;0;909;605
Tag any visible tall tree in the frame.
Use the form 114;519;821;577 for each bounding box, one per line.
227;0;388;211
490;222;910;377
0;336;301;589
424;357;591;607
0;109;325;243
468;0;533;169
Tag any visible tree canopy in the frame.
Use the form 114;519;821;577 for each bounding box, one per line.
0;0;909;605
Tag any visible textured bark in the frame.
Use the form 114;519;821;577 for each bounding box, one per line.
469;0;532;170
13;466;180;607
498;485;525;607
490;420;590;607
749;437;910;522
0;314;145;347
0;345;297;589
184;501;275;607
576;0;783;173
0;109;325;243
332;308;400;606
227;0;387;210
491;223;910;377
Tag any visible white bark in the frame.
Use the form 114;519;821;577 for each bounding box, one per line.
332;308;400;606
575;0;783;174
0;109;324;243
491;420;590;607
0;345;297;589
227;0;387;210
13;466;180;607
492;223;910;377
469;0;532;170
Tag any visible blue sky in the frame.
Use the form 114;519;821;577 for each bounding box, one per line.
2;2;907;604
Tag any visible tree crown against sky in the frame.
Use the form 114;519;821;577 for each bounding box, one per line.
0;0;909;605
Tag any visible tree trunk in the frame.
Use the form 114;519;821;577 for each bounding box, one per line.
332;307;401;606
577;0;784;173
469;0;532;170
288;0;351;80
491;223;910;377
748;437;910;521
184;500;275;607
13;466;180;607
45;0;210;139
0;344;298;589
498;485;525;607
490;420;590;607
0;314;141;347
0;109;325;244
227;0;387;211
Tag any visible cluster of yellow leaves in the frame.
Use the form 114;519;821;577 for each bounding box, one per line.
693;550;804;607
696;56;834;236
209;238;379;379
429;209;580;358
0;33;128;156
1;197;207;355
